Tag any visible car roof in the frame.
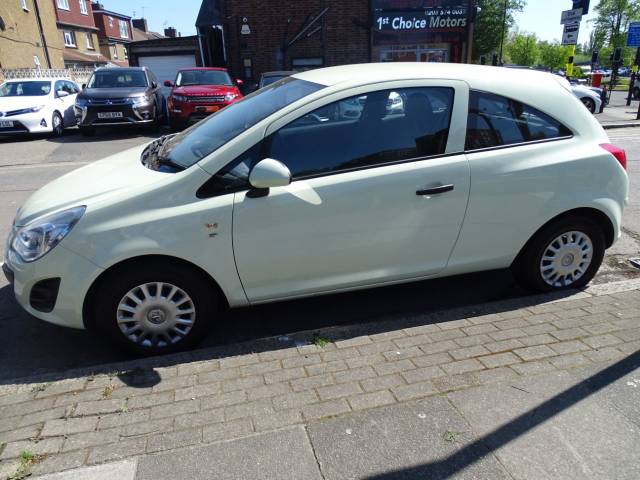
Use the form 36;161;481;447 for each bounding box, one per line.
262;71;295;77
178;67;228;72
4;78;74;83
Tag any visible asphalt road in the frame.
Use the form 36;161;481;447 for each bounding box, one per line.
0;126;638;383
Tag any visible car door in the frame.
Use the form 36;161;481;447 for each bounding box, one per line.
62;81;78;125
231;80;471;302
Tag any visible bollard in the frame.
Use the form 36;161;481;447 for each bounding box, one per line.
627;72;636;106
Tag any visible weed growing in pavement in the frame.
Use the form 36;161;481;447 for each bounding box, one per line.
102;384;116;398
443;431;461;443
311;333;331;348
8;450;44;480
30;384;46;394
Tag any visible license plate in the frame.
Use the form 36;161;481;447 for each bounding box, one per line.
97;112;123;119
195;106;219;113
0;120;14;128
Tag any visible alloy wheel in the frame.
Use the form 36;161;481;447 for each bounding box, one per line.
116;282;196;348
539;231;593;288
52;113;63;136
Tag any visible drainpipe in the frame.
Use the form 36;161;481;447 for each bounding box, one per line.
33;0;52;68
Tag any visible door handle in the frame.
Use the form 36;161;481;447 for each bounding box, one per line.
416;184;454;196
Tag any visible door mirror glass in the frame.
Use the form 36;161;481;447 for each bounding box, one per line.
56;90;70;97
164;80;173;87
151;81;158;89
249;158;291;189
81;83;86;89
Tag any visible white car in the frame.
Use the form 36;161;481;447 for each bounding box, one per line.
3;64;629;355
0;78;79;136
571;84;602;113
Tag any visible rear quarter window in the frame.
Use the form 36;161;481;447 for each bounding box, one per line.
465;90;572;151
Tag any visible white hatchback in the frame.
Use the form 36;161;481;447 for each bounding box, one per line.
0;78;79;136
3;64;629;355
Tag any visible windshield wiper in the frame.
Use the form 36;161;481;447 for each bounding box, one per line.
141;135;185;173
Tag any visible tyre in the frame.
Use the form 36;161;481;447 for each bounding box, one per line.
512;216;605;293
580;97;596;113
79;126;95;137
92;263;217;355
51;111;64;137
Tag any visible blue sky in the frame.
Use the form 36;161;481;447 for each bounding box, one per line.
100;0;598;44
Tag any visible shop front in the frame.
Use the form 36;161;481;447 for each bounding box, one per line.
372;0;472;64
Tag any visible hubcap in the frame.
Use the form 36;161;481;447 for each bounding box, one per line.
540;231;593;288
116;282;196;348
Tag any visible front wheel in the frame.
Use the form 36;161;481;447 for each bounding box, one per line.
51;112;64;136
92;263;217;355
512;217;605;292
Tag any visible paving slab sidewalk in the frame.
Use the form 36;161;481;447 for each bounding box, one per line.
598;90;640;128
0;280;639;479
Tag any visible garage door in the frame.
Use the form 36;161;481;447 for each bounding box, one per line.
138;54;197;97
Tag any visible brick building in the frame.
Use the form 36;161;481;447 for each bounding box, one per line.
52;0;108;68
91;2;132;66
0;0;65;69
197;0;475;82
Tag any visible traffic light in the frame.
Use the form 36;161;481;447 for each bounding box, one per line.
572;0;590;15
492;53;498;66
480;55;486;65
591;50;598;64
613;47;623;63
568;56;575;64
635;48;640;66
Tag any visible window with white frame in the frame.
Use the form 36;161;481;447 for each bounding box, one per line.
63;30;76;47
78;0;87;15
33;55;41;68
20;0;29;11
123;46;128;59
57;0;70;10
85;32;94;49
119;19;129;38
112;44;118;59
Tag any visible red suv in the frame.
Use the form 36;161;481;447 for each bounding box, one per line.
165;68;243;130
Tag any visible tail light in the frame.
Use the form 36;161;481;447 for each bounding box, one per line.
600;143;627;170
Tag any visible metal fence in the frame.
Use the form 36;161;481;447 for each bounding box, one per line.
0;68;95;85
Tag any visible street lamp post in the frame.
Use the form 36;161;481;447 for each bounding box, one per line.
498;0;507;65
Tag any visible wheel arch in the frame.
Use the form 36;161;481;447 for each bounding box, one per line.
82;254;229;330
512;207;615;270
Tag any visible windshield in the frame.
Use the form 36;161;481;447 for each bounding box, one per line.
88;70;148;88
0;81;51;97
176;70;232;86
157;77;324;169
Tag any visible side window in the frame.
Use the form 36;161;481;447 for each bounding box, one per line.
54;80;65;95
266;87;454;179
196;143;261;198
465;91;572;151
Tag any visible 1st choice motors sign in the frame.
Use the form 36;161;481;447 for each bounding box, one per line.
374;6;468;32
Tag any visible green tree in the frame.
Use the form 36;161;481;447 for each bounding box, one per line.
473;0;527;62
507;32;539;65
592;0;640;49
538;41;573;71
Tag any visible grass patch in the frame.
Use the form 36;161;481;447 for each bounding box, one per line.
310;333;331;348
102;384;116;399
8;450;45;480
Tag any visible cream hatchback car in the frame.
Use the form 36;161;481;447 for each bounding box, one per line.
3;64;629;355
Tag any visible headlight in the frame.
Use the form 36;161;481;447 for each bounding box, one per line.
11;206;86;263
131;95;151;105
225;93;239;101
172;95;187;103
11;105;45;115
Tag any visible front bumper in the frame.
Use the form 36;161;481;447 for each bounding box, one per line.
0;112;53;134
168;100;233;126
76;102;155;127
4;242;103;330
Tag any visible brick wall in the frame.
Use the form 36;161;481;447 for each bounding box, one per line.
93;12;131;41
0;0;65;69
222;0;369;81
54;0;96;28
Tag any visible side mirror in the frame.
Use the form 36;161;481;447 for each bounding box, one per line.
81;84;86;89
151;81;158;89
56;90;70;97
164;80;173;87
236;78;244;86
249;158;291;189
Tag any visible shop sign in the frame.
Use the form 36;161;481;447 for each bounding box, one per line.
374;6;467;32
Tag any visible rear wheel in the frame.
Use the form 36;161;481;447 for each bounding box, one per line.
51;112;64;136
580;97;596;113
512;217;605;292
92;263;217;355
